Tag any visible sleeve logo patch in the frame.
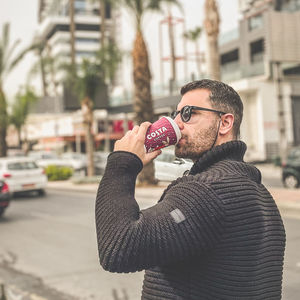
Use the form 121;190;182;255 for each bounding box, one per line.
170;208;186;224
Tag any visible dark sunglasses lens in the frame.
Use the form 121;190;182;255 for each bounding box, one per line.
181;106;191;122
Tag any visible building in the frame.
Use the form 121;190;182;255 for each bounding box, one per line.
20;0;300;160
24;0;119;152
219;0;300;161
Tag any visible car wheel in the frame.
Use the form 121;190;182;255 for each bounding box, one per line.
37;189;46;196
283;174;299;189
0;207;6;217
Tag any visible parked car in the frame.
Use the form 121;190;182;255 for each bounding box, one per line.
28;151;73;169
0;180;10;217
60;152;87;175
94;152;110;175
154;149;193;182
0;157;48;195
282;146;300;188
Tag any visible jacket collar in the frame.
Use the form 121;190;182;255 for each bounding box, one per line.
189;141;247;175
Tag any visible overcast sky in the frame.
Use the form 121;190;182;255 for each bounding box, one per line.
0;0;240;101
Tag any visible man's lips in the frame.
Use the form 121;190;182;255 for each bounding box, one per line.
177;137;185;145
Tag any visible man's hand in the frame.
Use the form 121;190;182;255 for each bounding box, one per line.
114;122;161;166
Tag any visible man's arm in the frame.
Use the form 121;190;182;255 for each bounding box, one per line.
95;151;226;273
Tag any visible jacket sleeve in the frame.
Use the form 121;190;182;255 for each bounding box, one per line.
95;151;226;273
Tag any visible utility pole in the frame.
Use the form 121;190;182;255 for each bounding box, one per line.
273;61;288;164
167;8;177;94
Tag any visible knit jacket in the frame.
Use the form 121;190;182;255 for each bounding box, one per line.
95;141;286;300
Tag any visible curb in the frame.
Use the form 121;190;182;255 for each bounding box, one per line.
0;281;48;300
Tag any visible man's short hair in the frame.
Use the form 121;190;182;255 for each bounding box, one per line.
180;79;244;138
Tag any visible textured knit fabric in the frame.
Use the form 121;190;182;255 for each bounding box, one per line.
95;141;286;300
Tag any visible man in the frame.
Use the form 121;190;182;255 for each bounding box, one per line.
95;79;286;299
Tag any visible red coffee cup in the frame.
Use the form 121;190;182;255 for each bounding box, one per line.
144;117;181;153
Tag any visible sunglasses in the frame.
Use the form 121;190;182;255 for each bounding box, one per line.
171;105;226;123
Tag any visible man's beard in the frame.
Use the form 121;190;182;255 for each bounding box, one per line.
175;121;219;161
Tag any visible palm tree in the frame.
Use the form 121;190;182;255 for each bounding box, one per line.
28;42;59;98
0;23;35;157
94;0;109;46
62;41;121;176
204;0;220;80
96;39;122;85
89;0;116;47
122;0;180;185
9;87;38;149
184;26;203;78
69;0;76;68
37;42;49;97
76;59;106;176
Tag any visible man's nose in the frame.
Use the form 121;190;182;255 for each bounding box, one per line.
174;113;184;130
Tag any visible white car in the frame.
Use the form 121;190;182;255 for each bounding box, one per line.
94;152;110;175
28;151;73;169
61;152;87;172
154;149;193;182
0;157;48;195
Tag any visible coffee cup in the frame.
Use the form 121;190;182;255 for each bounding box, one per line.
144;117;181;153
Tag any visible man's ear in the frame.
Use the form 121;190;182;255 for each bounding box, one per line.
219;114;234;136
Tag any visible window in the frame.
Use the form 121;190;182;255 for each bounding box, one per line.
281;0;300;12
76;37;99;44
248;14;263;31
221;49;239;65
75;50;95;58
8;161;38;170
75;0;86;14
250;39;264;63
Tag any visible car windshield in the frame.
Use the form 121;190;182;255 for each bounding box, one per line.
288;148;300;159
94;153;109;162
8;161;39;170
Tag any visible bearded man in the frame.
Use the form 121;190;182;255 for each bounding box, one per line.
95;79;286;300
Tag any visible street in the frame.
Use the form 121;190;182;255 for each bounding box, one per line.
0;185;299;300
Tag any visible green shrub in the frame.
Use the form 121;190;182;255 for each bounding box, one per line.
272;156;282;167
45;165;73;181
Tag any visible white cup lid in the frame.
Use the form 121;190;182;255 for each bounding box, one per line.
163;116;182;142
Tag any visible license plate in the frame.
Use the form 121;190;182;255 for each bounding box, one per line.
23;184;35;189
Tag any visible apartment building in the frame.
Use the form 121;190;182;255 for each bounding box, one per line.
23;0;119;152
220;0;300;161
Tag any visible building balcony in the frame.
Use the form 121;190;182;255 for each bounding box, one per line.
221;60;265;82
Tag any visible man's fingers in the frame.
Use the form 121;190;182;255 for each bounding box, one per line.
145;149;162;164
131;125;139;134
137;122;152;140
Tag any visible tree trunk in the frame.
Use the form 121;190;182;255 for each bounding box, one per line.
204;0;221;81
46;44;59;100
195;42;202;78
39;47;48;97
207;35;220;80
17;127;22;149
69;0;76;67
81;97;95;176
132;30;157;185
0;86;7;157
